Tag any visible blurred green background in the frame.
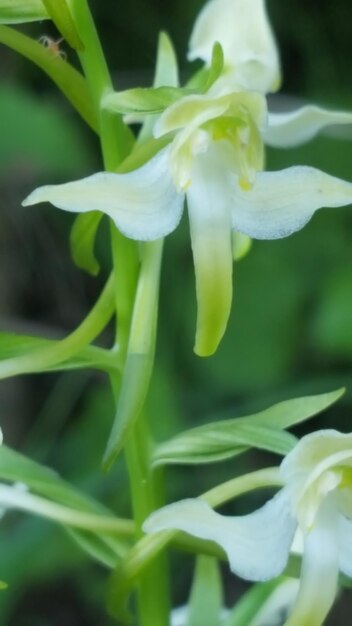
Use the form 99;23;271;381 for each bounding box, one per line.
0;1;352;624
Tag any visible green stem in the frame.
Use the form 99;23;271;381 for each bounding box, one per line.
0;25;97;131
125;419;170;626
67;3;169;624
69;0;133;168
0;273;115;378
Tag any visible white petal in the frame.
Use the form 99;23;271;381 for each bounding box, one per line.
188;0;280;93
22;147;185;241
265;105;352;148
284;500;339;626
337;513;352;578
281;430;352;528
186;146;233;356
144;490;296;582
230;167;352;240
154;93;230;139
281;430;352;488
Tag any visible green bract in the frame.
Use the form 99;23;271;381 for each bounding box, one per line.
0;0;48;23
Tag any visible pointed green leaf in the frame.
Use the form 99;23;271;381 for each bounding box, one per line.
103;43;223;118
187;556;223;626
186;42;224;92
103;352;154;471
42;0;83;50
223;578;289;626
0;26;97;131
250;387;345;429
103;241;163;471
200;42;224;92
0;445;110;515
153;423;297;466
0;0;48;23
70;211;102;275
66;527;128;569
152;389;344;466
0;446;133;565
103;85;187;116
0;332;115;377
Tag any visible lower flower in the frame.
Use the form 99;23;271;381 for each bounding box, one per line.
144;430;352;626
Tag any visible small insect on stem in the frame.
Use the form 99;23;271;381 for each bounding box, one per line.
38;36;67;61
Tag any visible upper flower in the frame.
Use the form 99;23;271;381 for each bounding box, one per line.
188;0;281;93
144;430;352;626
22;0;352;356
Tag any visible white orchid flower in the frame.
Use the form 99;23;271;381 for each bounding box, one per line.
22;0;352;356
22;84;352;356
144;430;352;626
188;0;281;94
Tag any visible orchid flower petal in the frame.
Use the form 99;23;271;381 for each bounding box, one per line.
155;91;267;139
144;490;296;582
154;93;230;139
230;167;352;240
280;430;352;528
265;105;352;148
23;147;184;241
337;513;352;578
188;0;280;93
186;146;233;356
284;500;339;626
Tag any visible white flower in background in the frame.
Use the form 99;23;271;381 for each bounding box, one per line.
22;0;352;357
144;430;352;626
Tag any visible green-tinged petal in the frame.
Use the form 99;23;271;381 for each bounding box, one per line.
188;0;280;93
144;490;296;581
23;147;185;241
230;167;352;240
187;146;233;356
154;93;230;138
281;430;352;529
265;105;352;148
232;231;252;261
284;501;339;626
0;0;48;23
337;513;352;578
154;31;179;88
155;90;266;139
